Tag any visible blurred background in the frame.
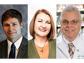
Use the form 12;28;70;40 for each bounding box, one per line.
56;4;84;37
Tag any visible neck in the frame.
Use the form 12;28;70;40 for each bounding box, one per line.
64;35;77;42
8;35;22;43
34;34;48;46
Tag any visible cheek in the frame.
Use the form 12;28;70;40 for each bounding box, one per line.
15;25;20;29
17;27;21;32
3;27;7;32
47;25;51;31
61;26;67;33
75;25;81;31
61;25;66;30
34;23;40;30
34;25;38;33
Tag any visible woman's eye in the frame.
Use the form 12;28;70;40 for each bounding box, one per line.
46;21;50;24
38;21;42;22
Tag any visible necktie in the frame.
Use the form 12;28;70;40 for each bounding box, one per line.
68;43;74;59
9;43;15;58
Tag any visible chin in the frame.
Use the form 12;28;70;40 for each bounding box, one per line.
10;37;14;39
67;35;75;38
8;36;15;39
39;35;47;37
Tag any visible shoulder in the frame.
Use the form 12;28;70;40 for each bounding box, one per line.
28;39;34;43
79;34;84;39
49;39;56;46
78;34;84;42
28;39;34;42
79;34;84;44
28;39;35;55
0;40;7;44
21;37;28;46
49;39;56;42
57;34;62;40
57;34;63;46
22;37;28;41
0;39;7;46
28;39;34;46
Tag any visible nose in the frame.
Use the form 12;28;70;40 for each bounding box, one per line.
9;25;13;32
42;23;46;28
67;22;72;28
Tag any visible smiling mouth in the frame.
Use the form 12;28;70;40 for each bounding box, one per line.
66;30;74;31
8;32;15;35
39;29;46;32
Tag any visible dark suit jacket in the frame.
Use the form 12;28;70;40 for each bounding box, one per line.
0;37;28;58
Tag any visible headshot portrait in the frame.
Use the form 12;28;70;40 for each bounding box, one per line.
28;4;56;59
0;4;28;58
57;4;84;59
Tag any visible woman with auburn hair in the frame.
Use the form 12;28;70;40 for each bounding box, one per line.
28;9;56;59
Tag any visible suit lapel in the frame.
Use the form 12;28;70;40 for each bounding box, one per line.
57;35;70;58
58;41;70;58
17;37;28;58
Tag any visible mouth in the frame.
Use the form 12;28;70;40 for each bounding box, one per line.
39;29;46;32
8;32;15;35
66;30;74;32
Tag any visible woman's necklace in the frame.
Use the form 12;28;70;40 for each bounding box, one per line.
35;40;48;52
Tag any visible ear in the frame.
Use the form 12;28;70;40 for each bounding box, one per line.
21;22;23;29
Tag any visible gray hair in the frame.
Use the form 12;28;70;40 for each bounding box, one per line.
60;5;81;21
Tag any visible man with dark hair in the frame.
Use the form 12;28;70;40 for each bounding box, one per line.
0;9;28;58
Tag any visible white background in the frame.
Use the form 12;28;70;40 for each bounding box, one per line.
1;0;84;63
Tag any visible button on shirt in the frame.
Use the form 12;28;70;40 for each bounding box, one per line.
7;36;23;58
63;34;80;55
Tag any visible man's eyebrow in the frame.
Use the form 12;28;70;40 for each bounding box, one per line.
62;19;68;21
72;19;78;21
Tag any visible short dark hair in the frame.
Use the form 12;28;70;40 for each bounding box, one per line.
1;9;22;26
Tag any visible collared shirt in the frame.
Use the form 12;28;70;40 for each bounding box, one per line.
7;36;23;58
62;34;80;53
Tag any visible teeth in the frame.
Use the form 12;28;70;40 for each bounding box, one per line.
39;29;46;31
66;30;73;31
41;30;46;31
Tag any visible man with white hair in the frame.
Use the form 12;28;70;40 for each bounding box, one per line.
57;5;84;59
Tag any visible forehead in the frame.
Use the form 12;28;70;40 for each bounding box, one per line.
36;12;50;20
3;18;19;24
62;11;79;21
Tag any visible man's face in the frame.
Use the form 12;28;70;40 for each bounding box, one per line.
60;11;82;41
3;18;23;41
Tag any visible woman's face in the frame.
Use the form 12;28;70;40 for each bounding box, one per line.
34;12;51;38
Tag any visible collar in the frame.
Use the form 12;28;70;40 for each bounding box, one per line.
7;36;23;50
62;34;80;48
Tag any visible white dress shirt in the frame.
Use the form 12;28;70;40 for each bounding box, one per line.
7;36;23;58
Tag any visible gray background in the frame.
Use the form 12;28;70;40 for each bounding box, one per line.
0;4;28;42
